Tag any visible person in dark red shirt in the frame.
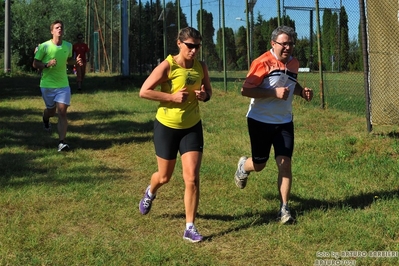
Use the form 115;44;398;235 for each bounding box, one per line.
72;33;90;91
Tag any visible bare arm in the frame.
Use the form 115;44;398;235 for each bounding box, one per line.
241;86;291;101
33;59;46;70
139;60;189;104
139;60;172;101
294;82;313;102
241;81;313;102
33;58;57;70
68;54;83;66
33;54;82;70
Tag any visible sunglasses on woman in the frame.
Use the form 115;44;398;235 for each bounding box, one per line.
182;42;201;49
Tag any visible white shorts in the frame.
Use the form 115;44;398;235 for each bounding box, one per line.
41;87;71;109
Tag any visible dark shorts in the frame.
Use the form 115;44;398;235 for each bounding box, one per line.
153;119;204;160
247;117;294;164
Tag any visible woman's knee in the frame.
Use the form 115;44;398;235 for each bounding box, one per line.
155;173;172;184
183;173;200;186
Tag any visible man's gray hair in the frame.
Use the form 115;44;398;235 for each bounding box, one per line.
271;26;297;42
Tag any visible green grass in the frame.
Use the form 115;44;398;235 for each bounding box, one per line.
0;72;399;265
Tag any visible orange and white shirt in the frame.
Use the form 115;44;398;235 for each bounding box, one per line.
243;49;299;124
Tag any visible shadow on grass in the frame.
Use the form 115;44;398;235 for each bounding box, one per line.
0;75;42;99
0;151;125;187
199;210;279;241
375;131;399;139
0;107;153;151
0;79;154;187
158;210;278;241
156;189;398;241
1;74;154;150
289;190;399;212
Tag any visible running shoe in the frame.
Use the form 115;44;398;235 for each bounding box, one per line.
139;185;155;215
183;226;203;243
277;206;295;224
57;143;70;152
234;156;250;189
43;117;51;132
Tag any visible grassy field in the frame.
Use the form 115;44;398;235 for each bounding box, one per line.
0;72;398;265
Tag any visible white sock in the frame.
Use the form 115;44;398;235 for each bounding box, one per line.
186;223;194;230
147;187;155;198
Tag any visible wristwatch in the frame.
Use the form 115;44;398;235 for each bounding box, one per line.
44;63;48;68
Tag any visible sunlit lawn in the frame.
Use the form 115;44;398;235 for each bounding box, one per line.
0;72;398;265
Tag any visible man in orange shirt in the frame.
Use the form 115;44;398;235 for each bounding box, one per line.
73;33;90;91
234;26;313;224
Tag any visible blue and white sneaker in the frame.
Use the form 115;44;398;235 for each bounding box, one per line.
139;185;155;215
183;226;203;243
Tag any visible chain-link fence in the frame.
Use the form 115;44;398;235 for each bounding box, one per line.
363;0;399;127
2;0;397;130
279;0;365;119
87;1;362;72
85;0;366;119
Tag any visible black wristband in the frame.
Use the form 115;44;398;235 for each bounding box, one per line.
300;89;305;98
203;92;211;102
44;63;48;68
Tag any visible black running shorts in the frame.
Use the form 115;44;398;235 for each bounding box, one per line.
153;119;204;160
247;117;294;164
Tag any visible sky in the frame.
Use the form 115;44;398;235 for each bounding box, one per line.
158;0;360;40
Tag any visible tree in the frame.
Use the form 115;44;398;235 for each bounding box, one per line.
339;6;349;71
235;26;248;70
0;1;4;53
10;0;86;71
320;7;351;72
163;1;188;57
251;14;295;60
294;38;309;68
321;9;333;70
5;1;359;75
130;0;171;73
348;38;361;71
197;9;219;70
215;26;241;71
330;12;338;71
252;13;269;60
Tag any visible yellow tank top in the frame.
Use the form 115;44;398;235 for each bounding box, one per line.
156;55;204;129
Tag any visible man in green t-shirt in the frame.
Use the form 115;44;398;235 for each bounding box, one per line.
33;20;83;152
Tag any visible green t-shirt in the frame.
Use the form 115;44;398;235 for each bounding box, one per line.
34;40;72;88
